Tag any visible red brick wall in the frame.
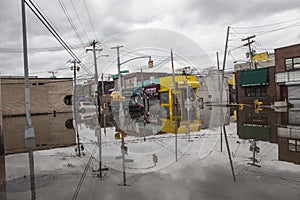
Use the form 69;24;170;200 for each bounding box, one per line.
275;43;300;73
236;66;276;105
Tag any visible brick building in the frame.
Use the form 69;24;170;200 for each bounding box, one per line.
235;66;276;105
1;77;73;116
275;43;300;106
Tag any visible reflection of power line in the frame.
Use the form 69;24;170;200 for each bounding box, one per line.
72;144;97;200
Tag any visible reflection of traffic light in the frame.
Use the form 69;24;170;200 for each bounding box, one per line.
254;99;263;113
148;57;153;68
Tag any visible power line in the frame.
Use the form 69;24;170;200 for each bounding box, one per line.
232;17;300;29
58;0;85;45
69;0;90;42
25;0;94;76
0;43;87;53
83;0;98;39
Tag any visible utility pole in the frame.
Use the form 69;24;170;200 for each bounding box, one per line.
111;45;124;94
222;26;236;182
242;35;256;69
216;52;223;152
86;40;104;179
101;73;107;137
171;49;178;162
70;60;81;157
48;71;58;79
21;1;36;199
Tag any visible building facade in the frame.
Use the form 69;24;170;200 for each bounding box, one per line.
235;66;276;105
275;43;300;107
1;77;73;116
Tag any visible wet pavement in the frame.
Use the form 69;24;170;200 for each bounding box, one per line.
1;107;300;200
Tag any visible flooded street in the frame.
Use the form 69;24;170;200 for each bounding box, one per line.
1;107;300;200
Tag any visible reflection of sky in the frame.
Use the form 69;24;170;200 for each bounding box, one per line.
2;121;300;199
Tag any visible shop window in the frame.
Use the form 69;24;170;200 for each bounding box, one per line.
160;92;169;104
245;86;267;97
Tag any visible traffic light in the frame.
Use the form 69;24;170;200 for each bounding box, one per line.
239;104;244;110
148;57;153;68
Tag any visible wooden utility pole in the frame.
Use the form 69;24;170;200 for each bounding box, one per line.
111;45;124;94
87;40;104;179
216;52;223;152
71;60;81;157
221;26;236;182
242;35;256;69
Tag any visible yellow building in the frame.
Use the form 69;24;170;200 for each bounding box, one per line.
159;75;200;133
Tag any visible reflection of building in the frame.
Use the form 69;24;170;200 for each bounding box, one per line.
237;108;278;143
275;44;300;106
237;107;300;165
3;114;75;154
0;154;5;200
277;109;300;165
1;77;73;116
0;134;5;198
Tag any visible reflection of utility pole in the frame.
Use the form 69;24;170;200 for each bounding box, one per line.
248;140;261;167
70;60;81;157
171;49;178;162
121;133;127;186
242;35;256;69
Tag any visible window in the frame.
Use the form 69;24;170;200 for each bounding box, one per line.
285;57;300;71
64;95;73;105
245;86;267;97
160;92;169;104
288;139;300;152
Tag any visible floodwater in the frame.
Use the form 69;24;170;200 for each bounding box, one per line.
0;106;300;200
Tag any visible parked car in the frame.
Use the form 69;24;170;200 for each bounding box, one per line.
79;101;96;114
110;98;143;116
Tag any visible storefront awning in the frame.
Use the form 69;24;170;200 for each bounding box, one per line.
239;68;269;87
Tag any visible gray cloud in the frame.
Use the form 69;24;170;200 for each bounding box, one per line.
1;0;300;77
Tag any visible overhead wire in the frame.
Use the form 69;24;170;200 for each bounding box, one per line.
25;0;94;76
83;0;98;40
58;0;85;46
69;0;90;42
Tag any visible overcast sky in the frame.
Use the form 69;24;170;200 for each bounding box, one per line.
0;0;300;79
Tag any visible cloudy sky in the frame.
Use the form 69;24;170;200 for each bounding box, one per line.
0;0;300;79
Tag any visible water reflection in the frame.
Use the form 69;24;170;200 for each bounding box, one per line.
1;113;76;199
237;107;300;165
3;113;75;154
0;130;6;200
